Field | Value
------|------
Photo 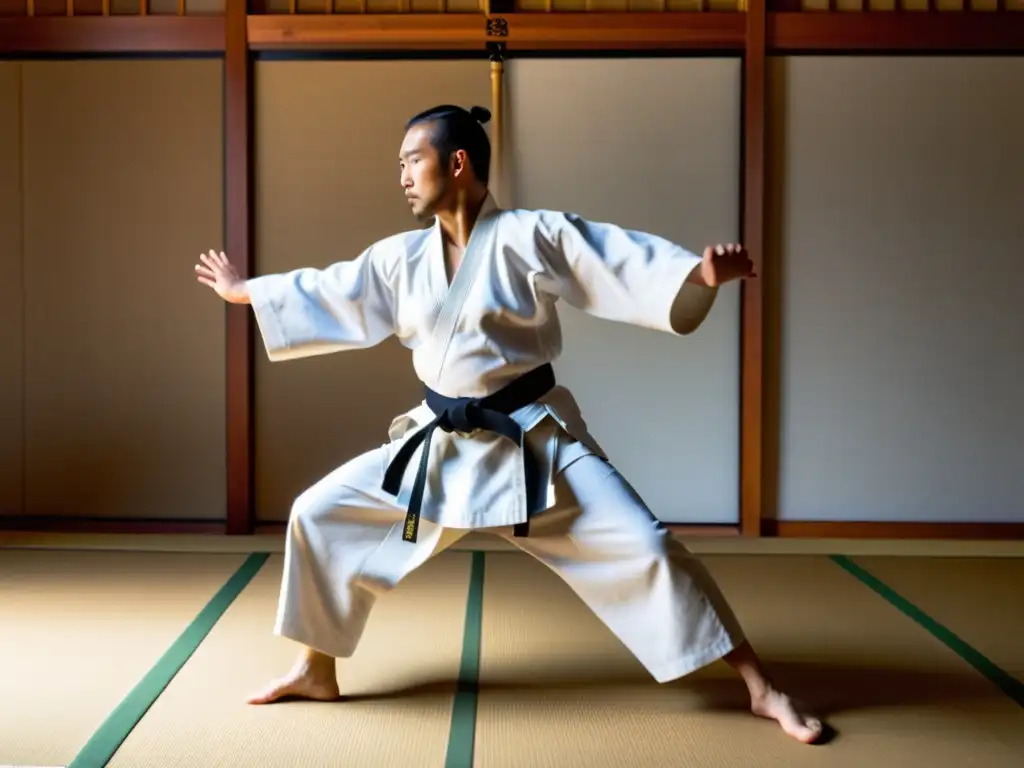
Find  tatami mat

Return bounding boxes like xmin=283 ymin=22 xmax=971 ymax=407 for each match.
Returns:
xmin=0 ymin=549 xmax=251 ymax=768
xmin=850 ymin=556 xmax=1024 ymax=681
xmin=474 ymin=552 xmax=1024 ymax=768
xmin=104 ymin=551 xmax=473 ymax=768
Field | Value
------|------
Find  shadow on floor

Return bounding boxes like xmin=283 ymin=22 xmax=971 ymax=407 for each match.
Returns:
xmin=335 ymin=656 xmax=1003 ymax=723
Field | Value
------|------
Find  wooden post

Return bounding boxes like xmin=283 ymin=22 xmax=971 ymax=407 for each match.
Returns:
xmin=224 ymin=0 xmax=254 ymax=534
xmin=741 ymin=0 xmax=766 ymax=537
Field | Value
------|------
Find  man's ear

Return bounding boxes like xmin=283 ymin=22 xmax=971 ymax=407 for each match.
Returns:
xmin=451 ymin=149 xmax=468 ymax=178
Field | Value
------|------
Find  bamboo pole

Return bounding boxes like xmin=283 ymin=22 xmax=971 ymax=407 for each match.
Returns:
xmin=489 ymin=45 xmax=505 ymax=206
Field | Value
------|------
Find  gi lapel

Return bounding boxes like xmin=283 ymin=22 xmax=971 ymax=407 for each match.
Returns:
xmin=429 ymin=197 xmax=501 ymax=384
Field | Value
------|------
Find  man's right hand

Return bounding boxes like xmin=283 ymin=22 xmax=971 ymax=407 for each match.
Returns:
xmin=195 ymin=249 xmax=250 ymax=304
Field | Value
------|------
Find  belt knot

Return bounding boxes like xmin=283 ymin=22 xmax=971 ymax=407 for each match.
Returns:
xmin=439 ymin=399 xmax=483 ymax=435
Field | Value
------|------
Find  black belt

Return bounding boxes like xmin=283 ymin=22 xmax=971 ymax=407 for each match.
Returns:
xmin=381 ymin=363 xmax=556 ymax=543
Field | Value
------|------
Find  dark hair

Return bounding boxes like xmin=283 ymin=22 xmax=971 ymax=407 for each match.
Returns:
xmin=405 ymin=104 xmax=492 ymax=186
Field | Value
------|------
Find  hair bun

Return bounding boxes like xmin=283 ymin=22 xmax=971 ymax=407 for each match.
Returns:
xmin=469 ymin=106 xmax=491 ymax=124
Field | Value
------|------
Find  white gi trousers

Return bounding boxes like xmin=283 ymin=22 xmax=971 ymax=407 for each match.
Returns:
xmin=275 ymin=449 xmax=746 ymax=684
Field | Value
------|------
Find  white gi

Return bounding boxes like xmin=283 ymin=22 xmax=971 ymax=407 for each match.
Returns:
xmin=247 ymin=195 xmax=746 ymax=683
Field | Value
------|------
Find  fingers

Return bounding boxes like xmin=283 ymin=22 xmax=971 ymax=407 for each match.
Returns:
xmin=198 ymin=252 xmax=218 ymax=276
xmin=197 ymin=249 xmax=230 ymax=270
xmin=195 ymin=250 xmax=231 ymax=292
xmin=713 ymin=242 xmax=745 ymax=255
xmin=707 ymin=242 xmax=757 ymax=281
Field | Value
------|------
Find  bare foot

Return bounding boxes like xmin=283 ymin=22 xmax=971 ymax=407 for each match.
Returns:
xmin=247 ymin=652 xmax=341 ymax=705
xmin=751 ymin=687 xmax=823 ymax=744
xmin=247 ymin=670 xmax=340 ymax=704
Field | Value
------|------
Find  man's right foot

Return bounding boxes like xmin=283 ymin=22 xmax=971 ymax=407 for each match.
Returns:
xmin=247 ymin=667 xmax=341 ymax=705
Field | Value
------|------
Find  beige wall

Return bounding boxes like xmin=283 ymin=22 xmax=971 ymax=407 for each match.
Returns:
xmin=252 ymin=57 xmax=741 ymax=525
xmin=769 ymin=56 xmax=1024 ymax=523
xmin=2 ymin=53 xmax=1020 ymax=527
xmin=253 ymin=60 xmax=492 ymax=522
xmin=505 ymin=57 xmax=743 ymax=525
xmin=1 ymin=60 xmax=225 ymax=520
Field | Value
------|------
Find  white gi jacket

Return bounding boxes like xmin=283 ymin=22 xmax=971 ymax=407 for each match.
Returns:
xmin=247 ymin=195 xmax=717 ymax=530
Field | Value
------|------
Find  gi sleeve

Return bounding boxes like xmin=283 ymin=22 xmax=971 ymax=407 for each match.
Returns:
xmin=537 ymin=211 xmax=718 ymax=336
xmin=245 ymin=245 xmax=396 ymax=362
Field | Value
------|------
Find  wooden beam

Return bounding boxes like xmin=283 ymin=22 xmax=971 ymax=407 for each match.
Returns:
xmin=769 ymin=10 xmax=1024 ymax=53
xmin=7 ymin=11 xmax=1017 ymax=58
xmin=0 ymin=16 xmax=225 ymax=54
xmin=740 ymin=0 xmax=766 ymax=537
xmin=667 ymin=524 xmax=742 ymax=537
xmin=247 ymin=13 xmax=488 ymax=51
xmin=766 ymin=521 xmax=1024 ymax=540
xmin=253 ymin=520 xmax=743 ymax=537
xmin=0 ymin=516 xmax=226 ymax=535
xmin=247 ymin=12 xmax=746 ymax=52
xmin=225 ymin=0 xmax=254 ymax=535
xmin=500 ymin=12 xmax=746 ymax=51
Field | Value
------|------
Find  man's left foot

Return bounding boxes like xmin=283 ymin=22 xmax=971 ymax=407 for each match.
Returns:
xmin=750 ymin=687 xmax=823 ymax=744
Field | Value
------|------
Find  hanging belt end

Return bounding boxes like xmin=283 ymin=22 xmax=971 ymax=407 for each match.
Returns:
xmin=402 ymin=511 xmax=420 ymax=543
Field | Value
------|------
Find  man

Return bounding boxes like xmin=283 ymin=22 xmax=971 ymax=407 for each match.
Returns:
xmin=195 ymin=104 xmax=823 ymax=744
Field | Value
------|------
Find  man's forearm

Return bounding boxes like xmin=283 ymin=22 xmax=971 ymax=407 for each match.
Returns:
xmin=686 ymin=262 xmax=708 ymax=287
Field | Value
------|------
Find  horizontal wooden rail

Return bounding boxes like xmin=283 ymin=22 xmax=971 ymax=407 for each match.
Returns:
xmin=2 ymin=12 xmax=1023 ymax=55
xmin=0 ymin=516 xmax=227 ymax=535
xmin=247 ymin=12 xmax=747 ymax=51
xmin=499 ymin=12 xmax=746 ymax=51
xmin=0 ymin=16 xmax=226 ymax=53
xmin=248 ymin=520 xmax=744 ymax=537
xmin=765 ymin=521 xmax=1024 ymax=540
xmin=769 ymin=10 xmax=1024 ymax=52
xmin=247 ymin=12 xmax=489 ymax=50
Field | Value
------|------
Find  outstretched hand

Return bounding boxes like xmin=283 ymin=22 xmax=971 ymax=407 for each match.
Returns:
xmin=195 ymin=249 xmax=250 ymax=304
xmin=698 ymin=243 xmax=756 ymax=288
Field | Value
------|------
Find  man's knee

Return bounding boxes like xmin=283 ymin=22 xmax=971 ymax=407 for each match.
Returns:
xmin=290 ymin=484 xmax=324 ymax=522
xmin=558 ymin=455 xmax=671 ymax=555
xmin=288 ymin=448 xmax=389 ymax=529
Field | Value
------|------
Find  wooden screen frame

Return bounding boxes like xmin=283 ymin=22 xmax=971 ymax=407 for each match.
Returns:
xmin=1 ymin=5 xmax=1022 ymax=540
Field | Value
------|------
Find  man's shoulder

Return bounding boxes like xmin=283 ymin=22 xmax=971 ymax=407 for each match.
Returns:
xmin=364 ymin=225 xmax=433 ymax=267
xmin=495 ymin=206 xmax=571 ymax=234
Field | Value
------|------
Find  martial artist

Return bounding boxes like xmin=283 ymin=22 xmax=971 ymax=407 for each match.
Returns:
xmin=195 ymin=104 xmax=823 ymax=745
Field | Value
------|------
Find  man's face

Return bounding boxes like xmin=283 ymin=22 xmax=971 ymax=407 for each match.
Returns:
xmin=399 ymin=123 xmax=451 ymax=219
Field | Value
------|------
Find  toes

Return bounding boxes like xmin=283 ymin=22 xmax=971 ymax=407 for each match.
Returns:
xmin=247 ymin=689 xmax=281 ymax=705
xmin=797 ymin=718 xmax=825 ymax=744
xmin=247 ymin=681 xmax=293 ymax=705
xmin=247 ymin=677 xmax=340 ymax=705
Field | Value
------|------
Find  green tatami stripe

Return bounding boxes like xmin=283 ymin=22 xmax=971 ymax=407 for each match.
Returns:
xmin=68 ymin=552 xmax=271 ymax=768
xmin=446 ymin=551 xmax=486 ymax=768
xmin=831 ymin=554 xmax=1024 ymax=709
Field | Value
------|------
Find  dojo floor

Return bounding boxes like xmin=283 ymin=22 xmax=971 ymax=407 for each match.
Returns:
xmin=2 ymin=534 xmax=1023 ymax=768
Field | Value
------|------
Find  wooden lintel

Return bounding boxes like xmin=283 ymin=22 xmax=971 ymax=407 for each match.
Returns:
xmin=769 ymin=10 xmax=1024 ymax=53
xmin=0 ymin=16 xmax=225 ymax=54
xmin=247 ymin=12 xmax=746 ymax=53
xmin=247 ymin=13 xmax=488 ymax=51
xmin=4 ymin=13 xmax=1022 ymax=56
xmin=500 ymin=12 xmax=746 ymax=51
